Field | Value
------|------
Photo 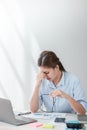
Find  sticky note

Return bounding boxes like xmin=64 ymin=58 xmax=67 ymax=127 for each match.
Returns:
xmin=42 ymin=124 xmax=54 ymax=128
xmin=28 ymin=122 xmax=43 ymax=127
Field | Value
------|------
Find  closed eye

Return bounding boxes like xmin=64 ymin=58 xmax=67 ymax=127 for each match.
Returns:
xmin=43 ymin=72 xmax=49 ymax=74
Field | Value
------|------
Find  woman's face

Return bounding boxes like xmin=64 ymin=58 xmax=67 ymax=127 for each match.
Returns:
xmin=39 ymin=65 xmax=59 ymax=81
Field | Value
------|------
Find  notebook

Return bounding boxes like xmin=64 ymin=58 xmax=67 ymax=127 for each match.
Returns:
xmin=77 ymin=114 xmax=87 ymax=124
xmin=0 ymin=98 xmax=37 ymax=125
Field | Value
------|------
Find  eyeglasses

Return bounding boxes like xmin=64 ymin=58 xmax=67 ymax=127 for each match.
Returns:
xmin=40 ymin=94 xmax=56 ymax=112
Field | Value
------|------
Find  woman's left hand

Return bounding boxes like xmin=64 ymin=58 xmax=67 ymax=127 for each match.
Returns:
xmin=50 ymin=90 xmax=67 ymax=98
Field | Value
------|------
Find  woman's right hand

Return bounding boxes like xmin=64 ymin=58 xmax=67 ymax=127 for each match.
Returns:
xmin=36 ymin=72 xmax=46 ymax=86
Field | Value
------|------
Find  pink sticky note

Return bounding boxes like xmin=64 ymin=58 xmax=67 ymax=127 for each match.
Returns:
xmin=28 ymin=122 xmax=43 ymax=127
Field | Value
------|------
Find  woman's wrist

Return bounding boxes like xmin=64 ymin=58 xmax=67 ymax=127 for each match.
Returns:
xmin=35 ymin=82 xmax=41 ymax=89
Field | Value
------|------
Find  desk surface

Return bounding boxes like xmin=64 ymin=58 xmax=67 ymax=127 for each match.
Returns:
xmin=0 ymin=113 xmax=87 ymax=130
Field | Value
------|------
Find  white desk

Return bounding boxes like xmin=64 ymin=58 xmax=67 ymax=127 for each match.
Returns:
xmin=0 ymin=113 xmax=87 ymax=130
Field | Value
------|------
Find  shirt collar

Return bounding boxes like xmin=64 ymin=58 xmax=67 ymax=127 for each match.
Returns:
xmin=57 ymin=71 xmax=65 ymax=87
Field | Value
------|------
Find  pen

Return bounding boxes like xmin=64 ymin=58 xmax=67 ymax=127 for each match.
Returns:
xmin=18 ymin=111 xmax=31 ymax=116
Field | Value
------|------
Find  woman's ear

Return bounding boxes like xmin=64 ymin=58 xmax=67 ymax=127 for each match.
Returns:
xmin=56 ymin=65 xmax=59 ymax=69
xmin=55 ymin=65 xmax=59 ymax=70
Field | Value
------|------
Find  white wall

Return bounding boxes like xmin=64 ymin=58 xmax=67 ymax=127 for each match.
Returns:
xmin=0 ymin=0 xmax=87 ymax=111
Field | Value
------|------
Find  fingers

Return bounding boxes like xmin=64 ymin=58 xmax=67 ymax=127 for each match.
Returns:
xmin=50 ymin=90 xmax=64 ymax=98
xmin=36 ymin=72 xmax=47 ymax=85
xmin=37 ymin=72 xmax=46 ymax=80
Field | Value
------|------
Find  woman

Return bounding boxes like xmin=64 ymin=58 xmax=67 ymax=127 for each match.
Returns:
xmin=30 ymin=50 xmax=87 ymax=114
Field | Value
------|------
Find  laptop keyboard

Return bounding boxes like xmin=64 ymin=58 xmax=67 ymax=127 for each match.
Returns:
xmin=16 ymin=116 xmax=37 ymax=122
xmin=15 ymin=119 xmax=26 ymax=123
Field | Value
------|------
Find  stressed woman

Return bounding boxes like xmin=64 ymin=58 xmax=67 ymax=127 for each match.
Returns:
xmin=29 ymin=50 xmax=87 ymax=114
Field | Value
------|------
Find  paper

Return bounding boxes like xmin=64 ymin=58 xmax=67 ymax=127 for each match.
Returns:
xmin=23 ymin=113 xmax=67 ymax=120
xmin=24 ymin=113 xmax=52 ymax=120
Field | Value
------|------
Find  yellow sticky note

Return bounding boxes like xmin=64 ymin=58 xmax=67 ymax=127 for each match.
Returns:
xmin=42 ymin=124 xmax=54 ymax=128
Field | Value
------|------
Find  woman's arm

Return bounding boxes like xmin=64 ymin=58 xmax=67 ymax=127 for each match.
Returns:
xmin=29 ymin=72 xmax=46 ymax=113
xmin=50 ymin=90 xmax=86 ymax=114
xmin=29 ymin=85 xmax=40 ymax=113
xmin=65 ymin=94 xmax=86 ymax=114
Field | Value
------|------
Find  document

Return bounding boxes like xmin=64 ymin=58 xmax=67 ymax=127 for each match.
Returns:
xmin=23 ymin=112 xmax=67 ymax=120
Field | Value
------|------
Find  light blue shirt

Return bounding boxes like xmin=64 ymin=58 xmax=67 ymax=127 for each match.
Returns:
xmin=39 ymin=72 xmax=87 ymax=113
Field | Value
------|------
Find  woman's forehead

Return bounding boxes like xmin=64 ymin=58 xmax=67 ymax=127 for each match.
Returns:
xmin=40 ymin=67 xmax=52 ymax=71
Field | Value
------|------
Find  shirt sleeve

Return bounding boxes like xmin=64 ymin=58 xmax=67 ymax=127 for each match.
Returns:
xmin=38 ymin=92 xmax=43 ymax=110
xmin=38 ymin=81 xmax=43 ymax=111
xmin=73 ymin=78 xmax=87 ymax=111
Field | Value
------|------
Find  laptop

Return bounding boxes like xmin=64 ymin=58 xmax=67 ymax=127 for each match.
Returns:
xmin=0 ymin=98 xmax=37 ymax=125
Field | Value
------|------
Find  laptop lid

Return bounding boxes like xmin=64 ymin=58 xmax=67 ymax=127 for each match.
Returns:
xmin=0 ymin=98 xmax=37 ymax=125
